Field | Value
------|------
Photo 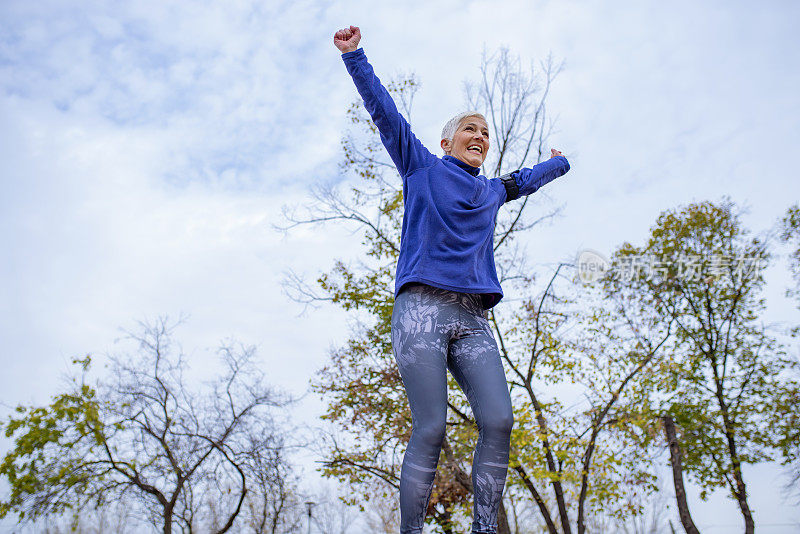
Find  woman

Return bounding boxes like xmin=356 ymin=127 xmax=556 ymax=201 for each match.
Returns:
xmin=333 ymin=26 xmax=571 ymax=534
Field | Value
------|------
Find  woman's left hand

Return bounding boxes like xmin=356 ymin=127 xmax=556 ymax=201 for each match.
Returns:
xmin=550 ymin=148 xmax=563 ymax=158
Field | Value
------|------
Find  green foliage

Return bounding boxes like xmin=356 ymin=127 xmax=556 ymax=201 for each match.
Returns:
xmin=603 ymin=198 xmax=800 ymax=514
xmin=0 ymin=356 xmax=114 ymax=521
xmin=501 ymin=275 xmax=668 ymax=525
xmin=779 ymin=202 xmax=800 ymax=311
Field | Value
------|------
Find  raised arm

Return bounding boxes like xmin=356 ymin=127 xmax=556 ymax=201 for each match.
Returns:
xmin=333 ymin=26 xmax=436 ymax=177
xmin=504 ymin=149 xmax=571 ymax=201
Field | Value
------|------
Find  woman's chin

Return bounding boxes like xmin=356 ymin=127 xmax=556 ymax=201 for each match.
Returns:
xmin=461 ymin=154 xmax=483 ymax=167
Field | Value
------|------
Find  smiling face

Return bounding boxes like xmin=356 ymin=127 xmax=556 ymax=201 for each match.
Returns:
xmin=440 ymin=115 xmax=490 ymax=168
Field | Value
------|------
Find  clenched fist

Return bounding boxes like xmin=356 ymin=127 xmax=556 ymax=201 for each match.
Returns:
xmin=333 ymin=25 xmax=361 ymax=54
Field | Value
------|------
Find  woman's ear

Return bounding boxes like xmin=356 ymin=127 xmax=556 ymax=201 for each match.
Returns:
xmin=440 ymin=138 xmax=451 ymax=154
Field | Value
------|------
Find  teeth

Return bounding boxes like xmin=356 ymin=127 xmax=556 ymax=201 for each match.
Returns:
xmin=468 ymin=145 xmax=482 ymax=153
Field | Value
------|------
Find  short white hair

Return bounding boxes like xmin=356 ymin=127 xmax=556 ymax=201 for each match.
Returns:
xmin=441 ymin=111 xmax=486 ymax=141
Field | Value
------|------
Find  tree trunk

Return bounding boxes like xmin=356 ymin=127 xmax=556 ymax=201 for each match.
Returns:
xmin=714 ymin=376 xmax=755 ymax=534
xmin=512 ymin=464 xmax=558 ymax=534
xmin=529 ymin=391 xmax=571 ymax=534
xmin=729 ymin=452 xmax=755 ymax=534
xmin=163 ymin=509 xmax=173 ymax=534
xmin=436 ymin=507 xmax=455 ymax=534
xmin=497 ymin=500 xmax=511 ymax=534
xmin=443 ymin=437 xmax=512 ymax=534
xmin=662 ymin=416 xmax=700 ymax=534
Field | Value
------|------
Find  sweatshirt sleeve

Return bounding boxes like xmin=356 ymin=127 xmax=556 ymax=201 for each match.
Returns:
xmin=341 ymin=48 xmax=436 ymax=177
xmin=511 ymin=156 xmax=571 ymax=198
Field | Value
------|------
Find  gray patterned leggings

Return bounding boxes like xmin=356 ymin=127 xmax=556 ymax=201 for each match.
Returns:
xmin=391 ymin=283 xmax=514 ymax=534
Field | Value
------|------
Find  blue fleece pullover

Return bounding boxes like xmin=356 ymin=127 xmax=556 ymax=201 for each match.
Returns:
xmin=342 ymin=48 xmax=571 ymax=309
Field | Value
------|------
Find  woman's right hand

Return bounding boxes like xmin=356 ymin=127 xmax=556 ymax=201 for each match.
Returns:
xmin=333 ymin=25 xmax=361 ymax=53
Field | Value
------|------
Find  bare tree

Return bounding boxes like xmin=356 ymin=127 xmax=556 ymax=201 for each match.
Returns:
xmin=616 ymin=471 xmax=674 ymax=534
xmin=15 ymin=497 xmax=143 ymax=534
xmin=303 ymin=480 xmax=361 ymax=534
xmin=242 ymin=440 xmax=306 ymax=534
xmin=362 ymin=489 xmax=401 ymax=534
xmin=0 ymin=315 xmax=300 ymax=534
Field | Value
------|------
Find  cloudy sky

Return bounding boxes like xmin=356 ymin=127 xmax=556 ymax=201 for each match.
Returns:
xmin=2 ymin=0 xmax=799 ymax=531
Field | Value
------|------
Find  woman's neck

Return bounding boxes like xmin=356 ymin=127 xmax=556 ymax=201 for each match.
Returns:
xmin=443 ymin=154 xmax=480 ymax=176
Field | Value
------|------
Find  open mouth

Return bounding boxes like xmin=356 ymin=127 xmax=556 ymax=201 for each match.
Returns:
xmin=467 ymin=145 xmax=483 ymax=155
